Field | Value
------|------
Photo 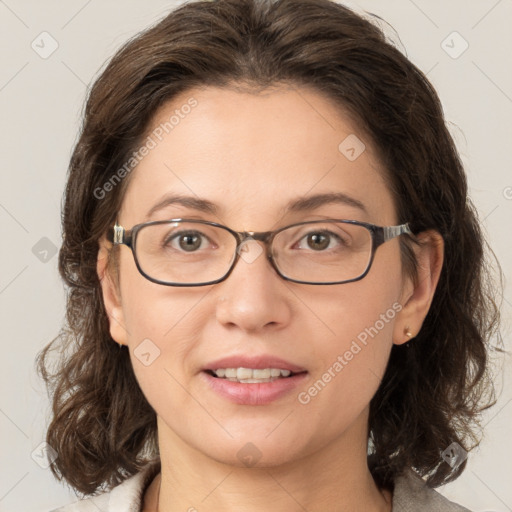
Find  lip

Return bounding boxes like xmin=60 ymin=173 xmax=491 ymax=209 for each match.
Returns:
xmin=200 ymin=370 xmax=308 ymax=405
xmin=203 ymin=355 xmax=307 ymax=373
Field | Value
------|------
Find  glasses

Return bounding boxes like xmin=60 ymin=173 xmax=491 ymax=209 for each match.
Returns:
xmin=106 ymin=218 xmax=412 ymax=286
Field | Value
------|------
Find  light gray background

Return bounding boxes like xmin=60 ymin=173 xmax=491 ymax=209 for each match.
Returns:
xmin=0 ymin=1 xmax=510 ymax=511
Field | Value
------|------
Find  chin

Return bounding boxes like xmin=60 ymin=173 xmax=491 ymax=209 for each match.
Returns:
xmin=192 ymin=431 xmax=309 ymax=469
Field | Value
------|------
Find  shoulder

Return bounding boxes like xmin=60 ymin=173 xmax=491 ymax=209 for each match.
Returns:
xmin=50 ymin=460 xmax=160 ymax=512
xmin=392 ymin=469 xmax=472 ymax=512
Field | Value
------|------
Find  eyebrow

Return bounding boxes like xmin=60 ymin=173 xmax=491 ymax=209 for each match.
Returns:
xmin=285 ymin=192 xmax=367 ymax=215
xmin=144 ymin=191 xmax=367 ymax=220
xmin=145 ymin=194 xmax=219 ymax=220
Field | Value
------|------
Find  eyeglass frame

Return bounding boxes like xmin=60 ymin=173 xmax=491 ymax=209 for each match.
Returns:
xmin=106 ymin=218 xmax=412 ymax=286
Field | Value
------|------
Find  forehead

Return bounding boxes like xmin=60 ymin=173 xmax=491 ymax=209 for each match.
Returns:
xmin=118 ymin=84 xmax=396 ymax=228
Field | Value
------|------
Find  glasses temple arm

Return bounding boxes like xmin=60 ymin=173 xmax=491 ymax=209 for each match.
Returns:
xmin=106 ymin=223 xmax=125 ymax=244
xmin=382 ymin=223 xmax=412 ymax=242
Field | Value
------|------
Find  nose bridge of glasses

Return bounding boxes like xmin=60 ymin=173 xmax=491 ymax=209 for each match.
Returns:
xmin=237 ymin=231 xmax=274 ymax=247
xmin=239 ymin=230 xmax=274 ymax=244
xmin=233 ymin=230 xmax=274 ymax=266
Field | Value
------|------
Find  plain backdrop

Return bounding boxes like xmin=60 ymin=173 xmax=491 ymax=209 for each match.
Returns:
xmin=0 ymin=1 xmax=511 ymax=511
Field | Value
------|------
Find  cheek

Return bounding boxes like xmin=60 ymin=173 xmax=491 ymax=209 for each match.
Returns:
xmin=296 ymin=253 xmax=403 ymax=424
xmin=302 ymin=290 xmax=398 ymax=397
xmin=122 ymin=295 xmax=208 ymax=423
xmin=119 ymin=250 xmax=207 ymax=342
xmin=118 ymin=269 xmax=210 ymax=401
xmin=293 ymin=302 xmax=397 ymax=450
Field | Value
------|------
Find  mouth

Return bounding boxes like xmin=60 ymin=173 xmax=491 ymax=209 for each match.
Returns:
xmin=204 ymin=367 xmax=307 ymax=384
xmin=200 ymin=357 xmax=309 ymax=405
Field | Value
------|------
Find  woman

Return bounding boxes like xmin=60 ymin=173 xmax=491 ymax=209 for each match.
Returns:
xmin=39 ymin=0 xmax=501 ymax=510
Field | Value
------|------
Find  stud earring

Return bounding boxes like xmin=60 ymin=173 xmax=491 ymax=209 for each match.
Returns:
xmin=404 ymin=326 xmax=412 ymax=338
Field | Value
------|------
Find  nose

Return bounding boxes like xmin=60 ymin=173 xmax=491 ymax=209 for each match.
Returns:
xmin=214 ymin=239 xmax=292 ymax=333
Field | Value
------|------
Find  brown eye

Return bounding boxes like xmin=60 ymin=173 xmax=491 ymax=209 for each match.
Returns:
xmin=178 ymin=233 xmax=202 ymax=251
xmin=294 ymin=230 xmax=347 ymax=252
xmin=164 ymin=231 xmax=207 ymax=252
xmin=306 ymin=233 xmax=330 ymax=251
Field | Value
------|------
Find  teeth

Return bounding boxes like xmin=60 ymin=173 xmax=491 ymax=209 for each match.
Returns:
xmin=237 ymin=368 xmax=255 ymax=380
xmin=211 ymin=367 xmax=294 ymax=381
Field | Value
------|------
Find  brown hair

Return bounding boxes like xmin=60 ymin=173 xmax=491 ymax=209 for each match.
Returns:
xmin=37 ymin=0 xmax=502 ymax=496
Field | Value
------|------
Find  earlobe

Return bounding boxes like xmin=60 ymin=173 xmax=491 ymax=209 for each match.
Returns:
xmin=393 ymin=230 xmax=444 ymax=345
xmin=97 ymin=241 xmax=128 ymax=346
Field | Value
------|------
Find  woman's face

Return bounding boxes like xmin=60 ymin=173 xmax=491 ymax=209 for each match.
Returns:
xmin=100 ymin=84 xmax=416 ymax=468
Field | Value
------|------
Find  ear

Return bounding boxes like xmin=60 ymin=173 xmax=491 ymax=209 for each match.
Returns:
xmin=97 ymin=238 xmax=128 ymax=346
xmin=393 ymin=230 xmax=444 ymax=345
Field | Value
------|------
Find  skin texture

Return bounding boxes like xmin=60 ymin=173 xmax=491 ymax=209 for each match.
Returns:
xmin=97 ymin=84 xmax=443 ymax=512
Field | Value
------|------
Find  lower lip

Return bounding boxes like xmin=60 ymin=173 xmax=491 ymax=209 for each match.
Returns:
xmin=201 ymin=371 xmax=308 ymax=405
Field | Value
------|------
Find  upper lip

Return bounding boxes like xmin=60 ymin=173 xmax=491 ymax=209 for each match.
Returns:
xmin=203 ymin=355 xmax=307 ymax=373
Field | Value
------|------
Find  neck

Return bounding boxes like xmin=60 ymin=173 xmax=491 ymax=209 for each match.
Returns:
xmin=149 ymin=411 xmax=392 ymax=512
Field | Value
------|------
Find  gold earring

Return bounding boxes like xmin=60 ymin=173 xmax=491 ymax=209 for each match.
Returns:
xmin=404 ymin=326 xmax=412 ymax=338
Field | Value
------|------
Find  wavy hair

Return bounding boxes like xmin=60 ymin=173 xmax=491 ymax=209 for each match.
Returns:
xmin=37 ymin=0 xmax=502 ymax=496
